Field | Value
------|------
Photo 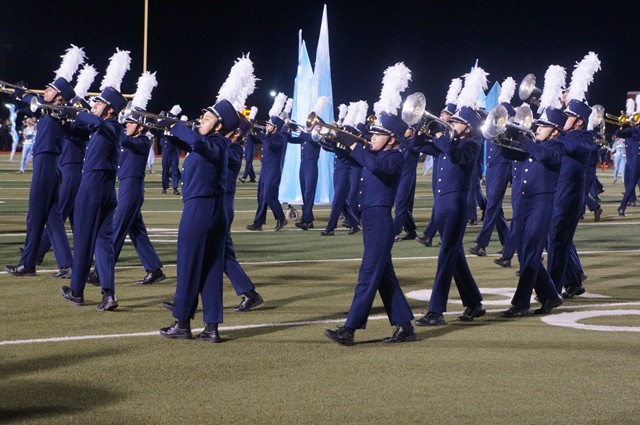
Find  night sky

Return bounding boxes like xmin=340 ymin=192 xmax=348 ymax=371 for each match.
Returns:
xmin=2 ymin=0 xmax=640 ymax=122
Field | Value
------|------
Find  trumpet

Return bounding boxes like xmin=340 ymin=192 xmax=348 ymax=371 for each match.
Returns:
xmin=119 ymin=102 xmax=199 ymax=130
xmin=604 ymin=111 xmax=640 ymax=127
xmin=29 ymin=97 xmax=89 ymax=119
xmin=0 ymin=80 xmax=39 ymax=96
xmin=518 ymin=73 xmax=542 ymax=106
xmin=306 ymin=112 xmax=369 ymax=146
xmin=401 ymin=92 xmax=454 ymax=140
xmin=482 ymin=104 xmax=535 ymax=152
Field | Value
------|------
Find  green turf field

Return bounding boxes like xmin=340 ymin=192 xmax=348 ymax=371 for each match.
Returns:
xmin=1 ymin=153 xmax=639 ymax=424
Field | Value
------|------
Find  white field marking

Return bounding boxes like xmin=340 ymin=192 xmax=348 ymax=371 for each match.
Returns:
xmin=541 ymin=309 xmax=640 ymax=332
xmin=405 ymin=288 xmax=610 ymax=305
xmin=2 ymin=303 xmax=640 ymax=346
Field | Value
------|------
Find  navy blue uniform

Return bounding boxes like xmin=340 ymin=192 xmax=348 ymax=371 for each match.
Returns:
xmin=161 ymin=135 xmax=181 ymax=191
xmin=325 ymin=149 xmax=360 ymax=232
xmin=467 ymin=148 xmax=486 ymax=223
xmin=342 ymin=144 xmax=414 ymax=329
xmin=475 ymin=141 xmax=510 ymax=248
xmin=169 ymin=124 xmax=228 ymax=325
xmin=224 ymin=142 xmax=256 ymax=295
xmin=250 ymin=131 xmax=286 ymax=226
xmin=418 ymin=135 xmax=483 ymax=313
xmin=288 ymin=132 xmax=321 ymax=224
xmin=619 ymin=127 xmax=640 ymax=211
xmin=500 ymin=159 xmax=522 ymax=262
xmin=393 ymin=135 xmax=421 ymax=236
xmin=421 ymin=155 xmax=439 ymax=240
xmin=69 ymin=112 xmax=122 ymax=295
xmin=241 ymin=133 xmax=256 ymax=182
xmin=18 ymin=96 xmax=73 ymax=270
xmin=112 ymin=133 xmax=162 ymax=272
xmin=506 ymin=136 xmax=563 ymax=308
xmin=547 ymin=129 xmax=592 ymax=293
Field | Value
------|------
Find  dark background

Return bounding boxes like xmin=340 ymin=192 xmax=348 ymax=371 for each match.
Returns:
xmin=1 ymin=0 xmax=639 ymax=122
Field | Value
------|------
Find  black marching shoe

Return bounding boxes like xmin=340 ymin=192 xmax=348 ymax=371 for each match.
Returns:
xmin=197 ymin=325 xmax=223 ymax=343
xmin=5 ymin=264 xmax=36 ymax=277
xmin=457 ymin=304 xmax=486 ymax=322
xmin=348 ymin=226 xmax=360 ymax=235
xmin=295 ymin=221 xmax=313 ymax=230
xmin=493 ymin=257 xmax=512 ymax=267
xmin=401 ymin=231 xmax=417 ymax=240
xmin=87 ymin=269 xmax=100 ymax=286
xmin=233 ymin=291 xmax=264 ymax=312
xmin=162 ymin=188 xmax=167 ymax=194
xmin=618 ymin=207 xmax=626 ymax=217
xmin=97 ymin=294 xmax=119 ymax=311
xmin=61 ymin=286 xmax=84 ymax=306
xmin=534 ymin=296 xmax=563 ymax=315
xmin=323 ymin=326 xmax=355 ymax=346
xmin=161 ymin=301 xmax=174 ymax=311
xmin=274 ymin=219 xmax=288 ymax=231
xmin=416 ymin=235 xmax=432 ymax=247
xmin=562 ymin=285 xmax=586 ymax=299
xmin=320 ymin=229 xmax=334 ymax=236
xmin=500 ymin=306 xmax=533 ymax=318
xmin=468 ymin=244 xmax=487 ymax=257
xmin=173 ymin=188 xmax=180 ymax=195
xmin=383 ymin=323 xmax=417 ymax=343
xmin=238 ymin=177 xmax=246 ymax=183
xmin=394 ymin=235 xmax=401 ymax=242
xmin=136 ymin=269 xmax=166 ymax=285
xmin=415 ymin=311 xmax=445 ymax=327
xmin=594 ymin=207 xmax=602 ymax=222
xmin=160 ymin=321 xmax=192 ymax=339
xmin=468 ymin=219 xmax=478 ymax=225
xmin=246 ymin=223 xmax=263 ymax=231
xmin=52 ymin=267 xmax=72 ymax=279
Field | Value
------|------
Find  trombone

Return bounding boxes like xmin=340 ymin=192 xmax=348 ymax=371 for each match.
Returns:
xmin=0 ymin=80 xmax=39 ymax=96
xmin=29 ymin=97 xmax=89 ymax=119
xmin=401 ymin=92 xmax=454 ymax=140
xmin=306 ymin=112 xmax=369 ymax=146
xmin=482 ymin=104 xmax=535 ymax=152
xmin=119 ymin=101 xmax=199 ymax=130
xmin=604 ymin=111 xmax=640 ymax=127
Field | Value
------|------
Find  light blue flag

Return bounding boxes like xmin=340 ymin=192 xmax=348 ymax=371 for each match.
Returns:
xmin=310 ymin=4 xmax=334 ymax=204
xmin=278 ymin=31 xmax=313 ymax=203
xmin=482 ymin=81 xmax=501 ymax=175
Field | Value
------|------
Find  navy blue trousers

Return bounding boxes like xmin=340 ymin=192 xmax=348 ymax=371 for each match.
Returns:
xmin=394 ymin=169 xmax=417 ymax=236
xmin=70 ymin=171 xmax=117 ymax=294
xmin=326 ymin=164 xmax=359 ymax=231
xmin=476 ymin=162 xmax=510 ymax=248
xmin=428 ymin=191 xmax=482 ymax=313
xmin=502 ymin=177 xmax=522 ymax=261
xmin=173 ymin=197 xmax=227 ymax=324
xmin=112 ymin=178 xmax=162 ymax=271
xmin=21 ymin=153 xmax=72 ymax=269
xmin=224 ymin=195 xmax=255 ymax=296
xmin=242 ymin=141 xmax=256 ymax=181
xmin=299 ymin=160 xmax=319 ymax=223
xmin=511 ymin=194 xmax=559 ymax=308
xmin=422 ymin=160 xmax=438 ymax=239
xmin=161 ymin=155 xmax=180 ymax=190
xmin=253 ymin=171 xmax=285 ymax=225
xmin=345 ymin=207 xmax=414 ymax=329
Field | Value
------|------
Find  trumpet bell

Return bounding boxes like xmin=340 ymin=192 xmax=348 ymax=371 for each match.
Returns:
xmin=482 ymin=105 xmax=509 ymax=139
xmin=513 ymin=105 xmax=534 ymax=129
xmin=401 ymin=92 xmax=426 ymax=126
xmin=518 ymin=73 xmax=542 ymax=103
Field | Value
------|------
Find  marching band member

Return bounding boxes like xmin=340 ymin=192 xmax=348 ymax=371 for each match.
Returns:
xmin=239 ymin=106 xmax=258 ymax=183
xmin=6 ymin=45 xmax=84 ymax=277
xmin=111 ymin=71 xmax=166 ymax=286
xmin=618 ymin=98 xmax=640 ymax=216
xmin=61 ymin=49 xmax=131 ymax=311
xmin=393 ymin=123 xmax=421 ymax=241
xmin=320 ymin=101 xmax=364 ymax=236
xmin=416 ymin=78 xmax=461 ymax=248
xmin=414 ymin=67 xmax=487 ymax=326
xmin=468 ymin=77 xmax=515 ymax=256
xmin=324 ymin=63 xmax=415 ymax=345
xmin=161 ymin=105 xmax=183 ymax=195
xmin=501 ymin=65 xmax=567 ymax=318
xmin=246 ymin=93 xmax=288 ymax=231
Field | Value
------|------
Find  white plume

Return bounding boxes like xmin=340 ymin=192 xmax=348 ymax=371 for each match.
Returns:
xmin=312 ymin=96 xmax=329 ymax=115
xmin=626 ymin=98 xmax=635 ymax=116
xmin=54 ymin=44 xmax=86 ymax=82
xmin=131 ymin=71 xmax=158 ymax=110
xmin=567 ymin=52 xmax=601 ymax=102
xmin=457 ymin=67 xmax=489 ymax=108
xmin=100 ymin=48 xmax=131 ymax=91
xmin=284 ymin=98 xmax=293 ymax=115
xmin=498 ymin=77 xmax=517 ymax=104
xmin=636 ymin=95 xmax=640 ymax=114
xmin=170 ymin=105 xmax=182 ymax=116
xmin=373 ymin=62 xmax=412 ymax=116
xmin=249 ymin=106 xmax=258 ymax=121
xmin=538 ymin=65 xmax=566 ymax=112
xmin=343 ymin=102 xmax=357 ymax=127
xmin=268 ymin=92 xmax=287 ymax=117
xmin=217 ymin=53 xmax=258 ymax=111
xmin=73 ymin=64 xmax=98 ymax=99
xmin=338 ymin=104 xmax=348 ymax=121
xmin=353 ymin=101 xmax=368 ymax=126
xmin=445 ymin=78 xmax=463 ymax=105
